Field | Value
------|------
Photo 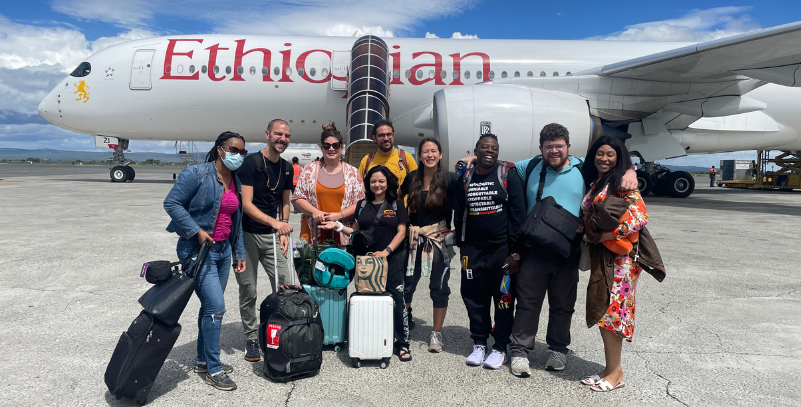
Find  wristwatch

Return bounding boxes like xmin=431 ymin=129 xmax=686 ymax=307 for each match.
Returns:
xmin=510 ymin=253 xmax=521 ymax=261
xmin=385 ymin=246 xmax=394 ymax=254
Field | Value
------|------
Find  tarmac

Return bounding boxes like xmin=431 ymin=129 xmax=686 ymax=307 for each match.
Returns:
xmin=1 ymin=163 xmax=800 ymax=406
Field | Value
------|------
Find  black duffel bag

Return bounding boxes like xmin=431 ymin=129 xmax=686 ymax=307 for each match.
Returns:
xmin=521 ymin=163 xmax=582 ymax=261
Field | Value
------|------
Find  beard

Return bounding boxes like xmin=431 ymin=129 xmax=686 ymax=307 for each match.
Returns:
xmin=546 ymin=153 xmax=568 ymax=169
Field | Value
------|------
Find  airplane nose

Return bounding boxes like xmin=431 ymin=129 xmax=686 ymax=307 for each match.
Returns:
xmin=38 ymin=98 xmax=50 ymax=122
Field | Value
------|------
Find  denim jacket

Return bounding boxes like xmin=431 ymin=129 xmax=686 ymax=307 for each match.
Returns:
xmin=164 ymin=162 xmax=245 ymax=261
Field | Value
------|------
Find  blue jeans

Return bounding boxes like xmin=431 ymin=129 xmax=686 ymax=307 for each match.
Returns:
xmin=177 ymin=238 xmax=231 ymax=375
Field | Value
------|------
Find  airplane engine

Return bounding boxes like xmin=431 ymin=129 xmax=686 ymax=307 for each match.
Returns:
xmin=432 ymin=85 xmax=594 ymax=170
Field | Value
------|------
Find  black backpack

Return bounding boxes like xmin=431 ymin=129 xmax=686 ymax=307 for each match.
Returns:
xmin=259 ymin=285 xmax=323 ymax=382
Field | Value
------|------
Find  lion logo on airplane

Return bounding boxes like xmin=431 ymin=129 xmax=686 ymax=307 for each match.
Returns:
xmin=74 ymin=81 xmax=89 ymax=103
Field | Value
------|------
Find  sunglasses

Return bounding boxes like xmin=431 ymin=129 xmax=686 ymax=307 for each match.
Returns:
xmin=322 ymin=142 xmax=341 ymax=150
xmin=221 ymin=146 xmax=248 ymax=156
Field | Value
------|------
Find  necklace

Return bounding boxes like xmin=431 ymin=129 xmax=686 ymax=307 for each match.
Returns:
xmin=261 ymin=149 xmax=282 ymax=191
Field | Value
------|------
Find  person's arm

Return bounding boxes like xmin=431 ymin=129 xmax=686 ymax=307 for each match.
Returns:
xmin=318 ymin=221 xmax=355 ymax=235
xmin=504 ymin=169 xmax=526 ymax=273
xmin=599 ymin=191 xmax=649 ymax=242
xmin=374 ymin=223 xmax=407 ymax=258
xmin=455 ymin=156 xmax=476 ymax=172
xmin=291 ymin=163 xmax=327 ymax=222
xmin=163 ymin=166 xmax=209 ymax=243
xmin=452 ymin=175 xmax=465 ymax=246
xmin=619 ymin=167 xmax=638 ymax=192
xmin=241 ymin=185 xmax=288 ymax=232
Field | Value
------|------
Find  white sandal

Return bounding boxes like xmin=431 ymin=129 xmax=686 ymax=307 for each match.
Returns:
xmin=580 ymin=374 xmax=602 ymax=386
xmin=590 ymin=379 xmax=625 ymax=392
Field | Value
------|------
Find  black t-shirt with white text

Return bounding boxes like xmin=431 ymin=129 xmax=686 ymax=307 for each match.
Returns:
xmin=238 ymin=152 xmax=293 ymax=234
xmin=465 ymin=170 xmax=509 ymax=246
xmin=355 ymin=199 xmax=410 ymax=256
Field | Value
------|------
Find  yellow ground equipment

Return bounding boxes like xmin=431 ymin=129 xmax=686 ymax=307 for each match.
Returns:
xmin=719 ymin=150 xmax=800 ymax=190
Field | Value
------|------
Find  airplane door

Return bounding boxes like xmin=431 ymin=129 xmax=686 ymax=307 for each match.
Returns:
xmin=130 ymin=50 xmax=155 ymax=90
xmin=331 ymin=51 xmax=350 ymax=91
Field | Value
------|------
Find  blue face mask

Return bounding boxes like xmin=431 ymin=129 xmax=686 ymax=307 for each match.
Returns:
xmin=221 ymin=150 xmax=243 ymax=170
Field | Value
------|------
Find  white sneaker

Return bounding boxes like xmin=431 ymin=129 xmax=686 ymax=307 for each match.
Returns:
xmin=545 ymin=350 xmax=567 ymax=371
xmin=511 ymin=357 xmax=531 ymax=377
xmin=428 ymin=331 xmax=444 ymax=353
xmin=482 ymin=349 xmax=507 ymax=370
xmin=466 ymin=345 xmax=486 ymax=366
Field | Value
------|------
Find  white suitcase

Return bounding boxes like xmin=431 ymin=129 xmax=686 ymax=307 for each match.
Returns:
xmin=348 ymin=293 xmax=394 ymax=369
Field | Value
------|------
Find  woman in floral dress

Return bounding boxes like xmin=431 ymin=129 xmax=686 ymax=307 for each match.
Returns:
xmin=579 ymin=136 xmax=648 ymax=392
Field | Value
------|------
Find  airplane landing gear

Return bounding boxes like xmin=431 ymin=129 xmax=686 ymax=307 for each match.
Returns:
xmin=108 ymin=139 xmax=135 ymax=182
xmin=638 ymin=161 xmax=694 ymax=198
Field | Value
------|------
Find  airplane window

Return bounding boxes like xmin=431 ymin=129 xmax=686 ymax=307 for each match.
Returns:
xmin=189 ymin=65 xmax=195 ymax=74
xmin=488 ymin=71 xmax=494 ymax=79
xmin=527 ymin=71 xmax=533 ymax=77
xmin=237 ymin=66 xmax=244 ymax=75
xmin=310 ymin=67 xmax=316 ymax=77
xmin=298 ymin=67 xmax=305 ymax=76
xmin=177 ymin=65 xmax=183 ymax=74
xmin=225 ymin=66 xmax=232 ymax=75
xmin=69 ymin=62 xmax=91 ymax=77
xmin=286 ymin=67 xmax=293 ymax=76
xmin=476 ymin=71 xmax=482 ymax=80
xmin=405 ymin=70 xmax=411 ymax=78
xmin=540 ymin=71 xmax=546 ymax=77
xmin=202 ymin=65 xmax=207 ymax=74
xmin=553 ymin=71 xmax=559 ymax=76
xmin=213 ymin=66 xmax=219 ymax=75
xmin=250 ymin=66 xmax=256 ymax=75
xmin=262 ymin=67 xmax=268 ymax=76
xmin=501 ymin=71 xmax=507 ymax=78
xmin=566 ymin=71 xmax=572 ymax=76
xmin=393 ymin=69 xmax=399 ymax=78
xmin=322 ymin=68 xmax=329 ymax=77
xmin=416 ymin=70 xmax=422 ymax=79
xmin=274 ymin=67 xmax=280 ymax=76
xmin=453 ymin=70 xmax=459 ymax=79
xmin=464 ymin=71 xmax=470 ymax=79
xmin=428 ymin=70 xmax=434 ymax=79
xmin=514 ymin=71 xmax=520 ymax=77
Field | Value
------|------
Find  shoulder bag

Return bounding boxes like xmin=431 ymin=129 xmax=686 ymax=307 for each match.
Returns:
xmin=350 ymin=200 xmax=388 ymax=253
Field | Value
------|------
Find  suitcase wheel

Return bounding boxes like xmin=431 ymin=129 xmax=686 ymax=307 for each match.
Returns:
xmin=351 ymin=358 xmax=361 ymax=368
xmin=380 ymin=358 xmax=390 ymax=369
xmin=334 ymin=345 xmax=342 ymax=352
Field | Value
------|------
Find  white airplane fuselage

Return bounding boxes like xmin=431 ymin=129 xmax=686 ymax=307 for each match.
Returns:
xmin=38 ymin=35 xmax=801 ymax=166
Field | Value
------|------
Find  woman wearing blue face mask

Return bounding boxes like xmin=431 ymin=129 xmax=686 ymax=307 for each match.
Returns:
xmin=163 ymin=131 xmax=247 ymax=391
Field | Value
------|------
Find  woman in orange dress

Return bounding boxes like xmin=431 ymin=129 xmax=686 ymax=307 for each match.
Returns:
xmin=291 ymin=123 xmax=364 ymax=245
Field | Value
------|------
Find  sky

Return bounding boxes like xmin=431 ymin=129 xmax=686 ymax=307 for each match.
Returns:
xmin=1 ymin=0 xmax=800 ymax=167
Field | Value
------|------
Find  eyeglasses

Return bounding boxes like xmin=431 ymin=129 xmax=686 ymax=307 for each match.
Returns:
xmin=542 ymin=144 xmax=567 ymax=151
xmin=375 ymin=132 xmax=394 ymax=139
xmin=322 ymin=142 xmax=341 ymax=150
xmin=221 ymin=146 xmax=248 ymax=156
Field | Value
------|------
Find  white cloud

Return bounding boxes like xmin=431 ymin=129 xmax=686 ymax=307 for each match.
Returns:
xmin=320 ymin=25 xmax=395 ymax=38
xmin=51 ymin=0 xmax=153 ymax=28
xmin=595 ymin=7 xmax=760 ymax=42
xmin=425 ymin=32 xmax=440 ymax=38
xmin=451 ymin=32 xmax=478 ymax=39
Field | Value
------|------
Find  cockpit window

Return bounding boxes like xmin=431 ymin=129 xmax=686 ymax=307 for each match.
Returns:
xmin=70 ymin=62 xmax=91 ymax=77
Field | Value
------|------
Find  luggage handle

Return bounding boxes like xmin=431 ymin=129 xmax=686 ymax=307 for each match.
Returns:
xmin=273 ymin=233 xmax=298 ymax=294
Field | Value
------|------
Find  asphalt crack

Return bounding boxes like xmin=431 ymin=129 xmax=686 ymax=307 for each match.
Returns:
xmin=284 ymin=381 xmax=296 ymax=406
xmin=634 ymin=351 xmax=689 ymax=406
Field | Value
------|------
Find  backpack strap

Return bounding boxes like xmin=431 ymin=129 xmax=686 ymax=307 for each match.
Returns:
xmin=398 ymin=149 xmax=410 ymax=175
xmin=366 ymin=151 xmax=377 ymax=170
xmin=357 ymin=199 xmax=367 ymax=218
xmin=524 ymin=155 xmax=543 ymax=185
xmin=460 ymin=165 xmax=477 ymax=242
xmin=496 ymin=161 xmax=516 ymax=200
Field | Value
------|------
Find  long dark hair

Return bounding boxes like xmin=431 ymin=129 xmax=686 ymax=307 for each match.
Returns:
xmin=407 ymin=137 xmax=447 ymax=214
xmin=583 ymin=136 xmax=632 ymax=200
xmin=206 ymin=131 xmax=245 ymax=163
xmin=364 ymin=165 xmax=399 ymax=203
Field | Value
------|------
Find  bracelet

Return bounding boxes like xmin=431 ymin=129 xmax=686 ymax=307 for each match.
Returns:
xmin=385 ymin=246 xmax=393 ymax=254
xmin=334 ymin=221 xmax=344 ymax=232
xmin=280 ymin=218 xmax=289 ymax=222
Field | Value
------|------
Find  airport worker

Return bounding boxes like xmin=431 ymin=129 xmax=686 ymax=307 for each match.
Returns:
xmin=163 ymin=131 xmax=247 ymax=391
xmin=291 ymin=157 xmax=301 ymax=194
xmin=579 ymin=136 xmax=660 ymax=392
xmin=453 ymin=133 xmax=526 ymax=370
xmin=398 ymin=137 xmax=460 ymax=352
xmin=292 ymin=122 xmax=365 ymax=244
xmin=318 ymin=165 xmax=413 ymax=362
xmin=709 ymin=165 xmax=718 ymax=187
xmin=235 ymin=119 xmax=294 ymax=363
xmin=505 ymin=124 xmax=639 ymax=378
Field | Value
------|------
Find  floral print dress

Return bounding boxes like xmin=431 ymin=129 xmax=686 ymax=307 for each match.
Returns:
xmin=581 ymin=183 xmax=648 ymax=341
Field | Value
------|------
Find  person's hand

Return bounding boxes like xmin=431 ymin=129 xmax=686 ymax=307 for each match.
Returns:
xmin=311 ymin=209 xmax=328 ymax=224
xmin=504 ymin=256 xmax=521 ymax=274
xmin=279 ymin=235 xmax=289 ymax=257
xmin=456 ymin=156 xmax=476 ymax=171
xmin=318 ymin=221 xmax=338 ymax=230
xmin=372 ymin=250 xmax=390 ymax=258
xmin=234 ymin=260 xmax=246 ymax=273
xmin=196 ymin=230 xmax=215 ymax=245
xmin=326 ymin=211 xmax=343 ymax=222
xmin=620 ymin=169 xmax=638 ymax=192
xmin=273 ymin=220 xmax=293 ymax=235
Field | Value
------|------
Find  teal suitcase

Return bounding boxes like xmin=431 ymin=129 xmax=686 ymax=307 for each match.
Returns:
xmin=303 ymin=284 xmax=348 ymax=351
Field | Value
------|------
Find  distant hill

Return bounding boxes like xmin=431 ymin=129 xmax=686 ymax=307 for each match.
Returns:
xmin=0 ymin=148 xmax=198 ymax=163
xmin=658 ymin=165 xmax=709 ymax=173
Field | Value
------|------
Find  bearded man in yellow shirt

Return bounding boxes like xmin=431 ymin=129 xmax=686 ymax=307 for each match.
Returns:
xmin=358 ymin=119 xmax=418 ymax=185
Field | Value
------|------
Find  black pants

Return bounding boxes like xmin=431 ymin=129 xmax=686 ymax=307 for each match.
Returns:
xmin=386 ymin=245 xmax=410 ymax=350
xmin=710 ymin=175 xmax=715 ymax=187
xmin=460 ymin=242 xmax=515 ymax=352
xmin=404 ymin=244 xmax=451 ymax=308
xmin=509 ymin=249 xmax=579 ymax=358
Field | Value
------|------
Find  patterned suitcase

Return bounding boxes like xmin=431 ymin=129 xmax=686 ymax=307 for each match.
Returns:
xmin=303 ymin=284 xmax=347 ymax=350
xmin=348 ymin=293 xmax=393 ymax=369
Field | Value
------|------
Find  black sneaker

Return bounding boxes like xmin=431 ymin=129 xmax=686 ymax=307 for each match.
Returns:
xmin=245 ymin=339 xmax=260 ymax=362
xmin=204 ymin=372 xmax=237 ymax=391
xmin=407 ymin=307 xmax=416 ymax=330
xmin=194 ymin=363 xmax=233 ymax=374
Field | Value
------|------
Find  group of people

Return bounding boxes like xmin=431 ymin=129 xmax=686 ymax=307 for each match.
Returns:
xmin=162 ymin=117 xmax=664 ymax=393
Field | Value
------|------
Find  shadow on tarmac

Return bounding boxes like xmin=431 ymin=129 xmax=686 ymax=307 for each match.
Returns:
xmin=47 ymin=178 xmax=176 ymax=184
xmin=644 ymin=190 xmax=801 ymax=216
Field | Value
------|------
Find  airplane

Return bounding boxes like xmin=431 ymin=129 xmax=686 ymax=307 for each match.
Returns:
xmin=37 ymin=21 xmax=801 ymax=197
xmin=282 ymin=146 xmax=323 ymax=167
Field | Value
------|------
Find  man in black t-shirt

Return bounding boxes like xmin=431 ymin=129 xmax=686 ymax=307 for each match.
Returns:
xmin=453 ymin=134 xmax=526 ymax=370
xmin=235 ymin=119 xmax=294 ymax=362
